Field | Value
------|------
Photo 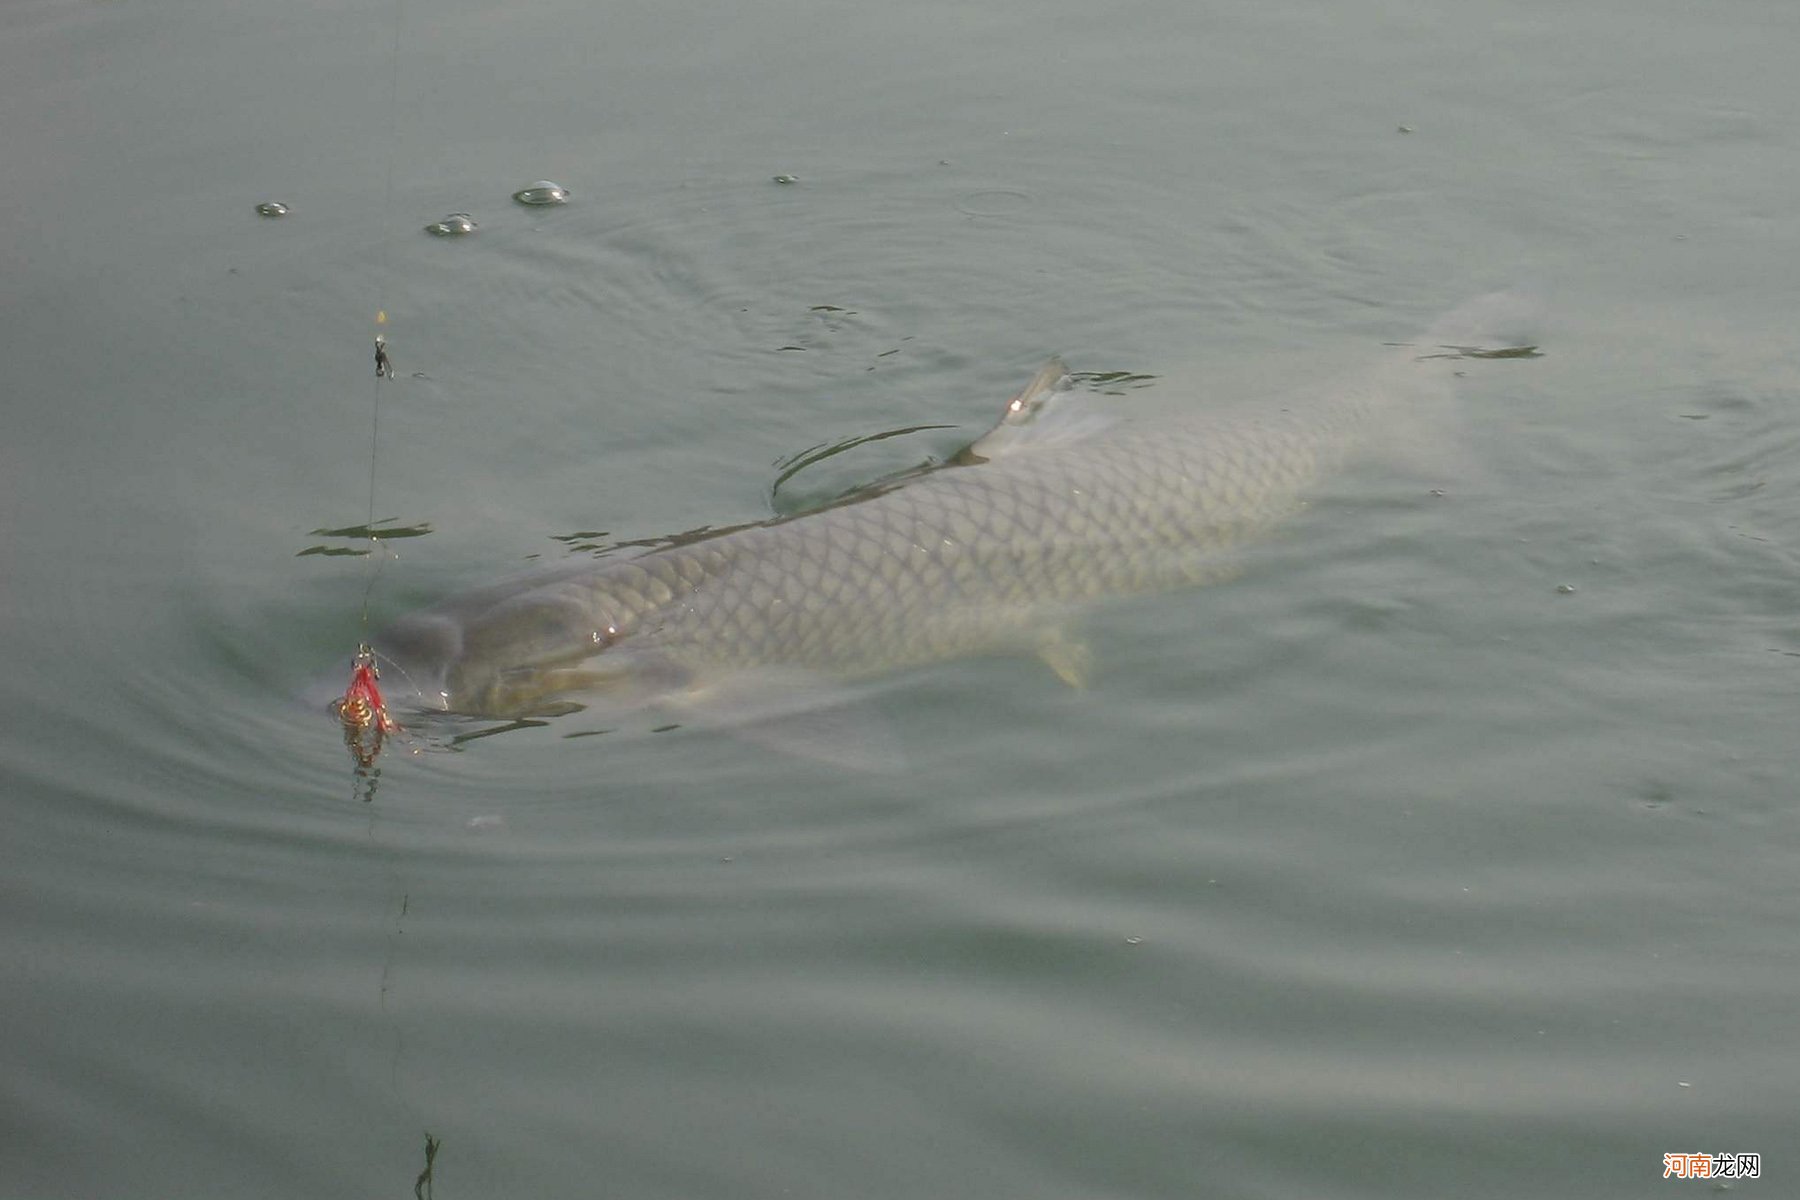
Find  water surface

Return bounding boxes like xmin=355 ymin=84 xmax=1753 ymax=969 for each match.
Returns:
xmin=3 ymin=0 xmax=1797 ymax=1196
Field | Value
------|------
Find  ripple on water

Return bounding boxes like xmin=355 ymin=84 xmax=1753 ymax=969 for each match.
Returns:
xmin=953 ymin=188 xmax=1034 ymax=218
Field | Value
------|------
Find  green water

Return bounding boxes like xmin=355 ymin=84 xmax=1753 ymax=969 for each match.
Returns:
xmin=3 ymin=0 xmax=1796 ymax=1196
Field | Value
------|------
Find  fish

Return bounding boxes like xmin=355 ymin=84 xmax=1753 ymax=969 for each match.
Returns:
xmin=353 ymin=294 xmax=1532 ymax=760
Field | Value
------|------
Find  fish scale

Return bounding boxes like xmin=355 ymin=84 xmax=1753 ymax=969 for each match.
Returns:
xmin=371 ymin=312 xmax=1498 ymax=719
xmin=486 ymin=412 xmax=1320 ymax=702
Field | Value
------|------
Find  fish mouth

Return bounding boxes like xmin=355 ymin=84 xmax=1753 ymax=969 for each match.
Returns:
xmin=442 ymin=646 xmax=686 ymax=721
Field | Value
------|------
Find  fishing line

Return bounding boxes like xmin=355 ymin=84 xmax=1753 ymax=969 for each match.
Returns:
xmin=360 ymin=0 xmax=407 ymax=629
xmin=335 ymin=0 xmax=408 ymax=763
xmin=359 ymin=322 xmax=388 ymax=629
xmin=341 ymin=0 xmax=443 ymax=1183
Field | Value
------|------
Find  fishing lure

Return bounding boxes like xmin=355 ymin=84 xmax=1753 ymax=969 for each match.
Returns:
xmin=335 ymin=644 xmax=399 ymax=767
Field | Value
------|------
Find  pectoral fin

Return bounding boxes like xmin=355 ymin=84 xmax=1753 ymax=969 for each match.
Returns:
xmin=1035 ymin=629 xmax=1093 ymax=689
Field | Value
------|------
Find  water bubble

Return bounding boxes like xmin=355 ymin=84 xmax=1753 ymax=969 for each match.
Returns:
xmin=425 ymin=212 xmax=478 ymax=236
xmin=255 ymin=201 xmax=288 ymax=217
xmin=512 ymin=180 xmax=569 ymax=206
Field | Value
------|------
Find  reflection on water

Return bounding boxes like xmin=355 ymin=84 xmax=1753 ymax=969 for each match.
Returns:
xmin=297 ymin=520 xmax=433 ymax=557
xmin=1070 ymin=369 xmax=1159 ymax=395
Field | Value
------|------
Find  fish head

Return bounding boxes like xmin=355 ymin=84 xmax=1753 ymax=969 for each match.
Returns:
xmin=355 ymin=610 xmax=460 ymax=714
xmin=367 ymin=567 xmax=691 ymax=720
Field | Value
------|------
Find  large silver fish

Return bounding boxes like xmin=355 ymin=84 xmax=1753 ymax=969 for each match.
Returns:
xmin=358 ymin=295 xmax=1527 ymax=753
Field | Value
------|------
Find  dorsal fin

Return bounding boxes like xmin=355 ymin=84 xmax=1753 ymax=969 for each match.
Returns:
xmin=963 ymin=358 xmax=1112 ymax=461
xmin=996 ymin=357 xmax=1073 ymax=426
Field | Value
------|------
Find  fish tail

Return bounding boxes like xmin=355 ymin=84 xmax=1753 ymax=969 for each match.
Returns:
xmin=1424 ymin=288 xmax=1544 ymax=352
